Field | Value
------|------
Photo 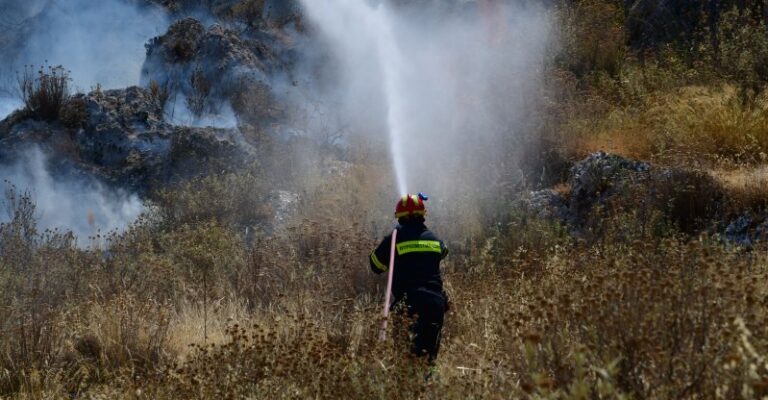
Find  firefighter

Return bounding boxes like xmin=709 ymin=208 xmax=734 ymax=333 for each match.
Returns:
xmin=369 ymin=193 xmax=448 ymax=363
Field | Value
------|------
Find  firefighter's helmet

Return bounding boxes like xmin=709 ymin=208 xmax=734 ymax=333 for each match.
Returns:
xmin=395 ymin=193 xmax=428 ymax=218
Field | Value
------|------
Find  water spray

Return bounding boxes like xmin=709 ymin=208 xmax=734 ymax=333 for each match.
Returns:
xmin=376 ymin=13 xmax=409 ymax=195
xmin=299 ymin=0 xmax=409 ymax=194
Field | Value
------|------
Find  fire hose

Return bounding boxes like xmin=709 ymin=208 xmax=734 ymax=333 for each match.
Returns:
xmin=379 ymin=228 xmax=398 ymax=341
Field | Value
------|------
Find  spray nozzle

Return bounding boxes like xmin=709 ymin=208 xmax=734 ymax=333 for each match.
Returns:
xmin=418 ymin=192 xmax=429 ymax=201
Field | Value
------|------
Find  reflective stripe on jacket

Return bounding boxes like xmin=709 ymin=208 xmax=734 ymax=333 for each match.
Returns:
xmin=369 ymin=221 xmax=448 ymax=302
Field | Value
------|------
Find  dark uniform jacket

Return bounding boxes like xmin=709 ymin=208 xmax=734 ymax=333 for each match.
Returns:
xmin=369 ymin=221 xmax=448 ymax=305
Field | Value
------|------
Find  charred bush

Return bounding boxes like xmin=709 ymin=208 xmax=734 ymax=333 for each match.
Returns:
xmin=650 ymin=169 xmax=724 ymax=233
xmin=145 ymin=19 xmax=204 ymax=62
xmin=60 ymin=96 xmax=88 ymax=129
xmin=171 ymin=38 xmax=196 ymax=61
xmin=186 ymin=67 xmax=210 ymax=116
xmin=230 ymin=79 xmax=281 ymax=126
xmin=230 ymin=0 xmax=266 ymax=28
xmin=148 ymin=79 xmax=171 ymax=112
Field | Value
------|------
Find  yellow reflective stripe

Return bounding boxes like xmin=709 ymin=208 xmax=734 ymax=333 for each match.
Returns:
xmin=401 ymin=195 xmax=408 ymax=206
xmin=395 ymin=210 xmax=426 ymax=218
xmin=370 ymin=251 xmax=387 ymax=271
xmin=396 ymin=240 xmax=442 ymax=255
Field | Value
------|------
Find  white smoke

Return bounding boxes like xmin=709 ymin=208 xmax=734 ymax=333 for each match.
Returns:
xmin=0 ymin=0 xmax=168 ymax=118
xmin=298 ymin=0 xmax=552 ymax=205
xmin=165 ymin=94 xmax=239 ymax=129
xmin=0 ymin=96 xmax=22 ymax=120
xmin=0 ymin=147 xmax=145 ymax=247
xmin=17 ymin=0 xmax=168 ymax=90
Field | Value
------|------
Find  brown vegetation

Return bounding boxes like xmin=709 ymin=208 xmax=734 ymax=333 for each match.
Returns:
xmin=2 ymin=172 xmax=768 ymax=398
xmin=18 ymin=64 xmax=72 ymax=122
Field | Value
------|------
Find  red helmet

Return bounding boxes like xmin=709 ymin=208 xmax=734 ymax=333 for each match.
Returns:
xmin=395 ymin=193 xmax=427 ymax=218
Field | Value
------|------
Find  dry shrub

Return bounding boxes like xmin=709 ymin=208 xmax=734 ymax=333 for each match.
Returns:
xmin=230 ymin=79 xmax=282 ymax=129
xmin=55 ymin=295 xmax=172 ymax=394
xmin=148 ymin=79 xmax=171 ymax=112
xmin=165 ymin=300 xmax=251 ymax=359
xmin=549 ymin=2 xmax=768 ymax=165
xmin=647 ymin=86 xmax=768 ymax=162
xmin=0 ymin=190 xmax=167 ymax=396
xmin=565 ymin=85 xmax=768 ymax=163
xmin=711 ymin=166 xmax=768 ymax=212
xmin=248 ymin=220 xmax=379 ymax=305
xmin=133 ymin=310 xmax=428 ymax=400
xmin=153 ymin=169 xmax=271 ymax=229
xmin=0 ymin=189 xmax=78 ymax=395
xmin=717 ymin=7 xmax=768 ymax=104
xmin=229 ymin=0 xmax=266 ymax=28
xmin=170 ymin=38 xmax=196 ymax=62
xmin=556 ymin=0 xmax=626 ymax=79
xmin=166 ymin=221 xmax=246 ymax=299
xmin=18 ymin=64 xmax=72 ymax=121
xmin=59 ymin=96 xmax=88 ymax=129
xmin=639 ymin=168 xmax=724 ymax=234
xmin=440 ymin=226 xmax=768 ymax=398
xmin=186 ymin=66 xmax=210 ymax=117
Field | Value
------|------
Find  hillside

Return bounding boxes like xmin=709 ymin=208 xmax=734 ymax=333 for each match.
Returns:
xmin=1 ymin=0 xmax=768 ymax=398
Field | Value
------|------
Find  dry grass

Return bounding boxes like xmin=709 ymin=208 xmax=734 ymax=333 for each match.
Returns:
xmin=165 ymin=300 xmax=251 ymax=361
xmin=564 ymin=85 xmax=768 ymax=164
xmin=3 ymin=166 xmax=768 ymax=398
xmin=711 ymin=166 xmax=768 ymax=212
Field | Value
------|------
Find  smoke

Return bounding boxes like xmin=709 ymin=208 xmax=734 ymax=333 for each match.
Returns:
xmin=165 ymin=94 xmax=239 ymax=129
xmin=0 ymin=147 xmax=145 ymax=246
xmin=298 ymin=0 xmax=552 ymax=213
xmin=0 ymin=96 xmax=22 ymax=120
xmin=0 ymin=0 xmax=168 ymax=118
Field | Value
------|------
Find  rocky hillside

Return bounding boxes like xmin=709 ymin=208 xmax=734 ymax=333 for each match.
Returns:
xmin=0 ymin=85 xmax=253 ymax=192
xmin=0 ymin=2 xmax=306 ymax=197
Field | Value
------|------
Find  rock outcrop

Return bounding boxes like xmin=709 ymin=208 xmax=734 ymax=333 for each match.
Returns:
xmin=141 ymin=17 xmax=291 ymax=128
xmin=567 ymin=151 xmax=650 ymax=225
xmin=527 ymin=151 xmax=724 ymax=236
xmin=724 ymin=213 xmax=768 ymax=248
xmin=528 ymin=151 xmax=651 ymax=226
xmin=0 ymin=86 xmax=254 ymax=193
